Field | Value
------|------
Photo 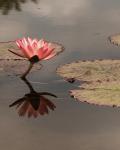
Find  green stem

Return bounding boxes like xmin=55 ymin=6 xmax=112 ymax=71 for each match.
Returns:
xmin=21 ymin=62 xmax=33 ymax=79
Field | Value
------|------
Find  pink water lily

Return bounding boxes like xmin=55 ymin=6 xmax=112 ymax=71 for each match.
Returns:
xmin=8 ymin=37 xmax=57 ymax=78
xmin=10 ymin=37 xmax=56 ymax=61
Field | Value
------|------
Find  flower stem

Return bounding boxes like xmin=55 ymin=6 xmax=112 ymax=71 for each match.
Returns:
xmin=21 ymin=77 xmax=35 ymax=93
xmin=21 ymin=62 xmax=33 ymax=79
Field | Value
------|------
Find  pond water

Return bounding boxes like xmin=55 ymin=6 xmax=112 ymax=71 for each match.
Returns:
xmin=1 ymin=0 xmax=120 ymax=150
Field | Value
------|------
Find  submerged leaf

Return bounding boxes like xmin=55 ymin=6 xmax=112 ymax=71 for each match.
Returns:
xmin=57 ymin=60 xmax=120 ymax=107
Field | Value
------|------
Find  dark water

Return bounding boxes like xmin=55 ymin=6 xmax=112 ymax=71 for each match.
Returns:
xmin=1 ymin=0 xmax=120 ymax=149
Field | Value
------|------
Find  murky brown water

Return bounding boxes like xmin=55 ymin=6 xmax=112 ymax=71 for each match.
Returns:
xmin=0 ymin=0 xmax=120 ymax=149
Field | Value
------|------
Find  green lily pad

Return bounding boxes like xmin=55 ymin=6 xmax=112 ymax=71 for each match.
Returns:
xmin=0 ymin=41 xmax=64 ymax=75
xmin=57 ymin=60 xmax=120 ymax=107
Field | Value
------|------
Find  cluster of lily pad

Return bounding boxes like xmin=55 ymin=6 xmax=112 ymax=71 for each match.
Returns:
xmin=1 ymin=34 xmax=120 ymax=117
xmin=57 ymin=34 xmax=120 ymax=107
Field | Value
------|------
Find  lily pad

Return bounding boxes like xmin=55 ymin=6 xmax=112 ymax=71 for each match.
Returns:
xmin=0 ymin=41 xmax=64 ymax=75
xmin=109 ymin=33 xmax=120 ymax=46
xmin=57 ymin=60 xmax=120 ymax=107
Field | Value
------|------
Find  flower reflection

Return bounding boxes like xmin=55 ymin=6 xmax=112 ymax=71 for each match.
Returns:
xmin=9 ymin=78 xmax=57 ymax=118
xmin=0 ymin=0 xmax=37 ymax=15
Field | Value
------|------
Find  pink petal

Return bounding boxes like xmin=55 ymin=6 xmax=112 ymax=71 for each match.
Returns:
xmin=27 ymin=37 xmax=32 ymax=44
xmin=31 ymin=38 xmax=38 ymax=45
xmin=43 ymin=43 xmax=49 ymax=51
xmin=43 ymin=52 xmax=56 ymax=60
xmin=22 ymin=38 xmax=28 ymax=47
xmin=16 ymin=40 xmax=29 ymax=57
xmin=21 ymin=46 xmax=33 ymax=58
xmin=16 ymin=40 xmax=23 ymax=49
xmin=17 ymin=38 xmax=36 ymax=58
xmin=32 ymin=42 xmax=38 ymax=50
xmin=16 ymin=41 xmax=21 ymax=48
xmin=37 ymin=47 xmax=47 ymax=59
xmin=41 ymin=48 xmax=55 ymax=59
xmin=38 ymin=39 xmax=44 ymax=49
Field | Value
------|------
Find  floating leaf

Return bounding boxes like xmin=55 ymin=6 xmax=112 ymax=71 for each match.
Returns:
xmin=109 ymin=33 xmax=120 ymax=46
xmin=0 ymin=59 xmax=42 ymax=75
xmin=50 ymin=42 xmax=64 ymax=56
xmin=57 ymin=60 xmax=120 ymax=107
xmin=0 ymin=41 xmax=23 ymax=60
xmin=70 ymin=81 xmax=120 ymax=107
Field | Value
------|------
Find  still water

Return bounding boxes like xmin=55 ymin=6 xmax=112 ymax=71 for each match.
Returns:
xmin=0 ymin=0 xmax=120 ymax=149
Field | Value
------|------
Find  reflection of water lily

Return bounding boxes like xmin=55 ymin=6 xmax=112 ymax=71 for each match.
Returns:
xmin=9 ymin=78 xmax=57 ymax=118
xmin=10 ymin=93 xmax=56 ymax=118
xmin=9 ymin=37 xmax=57 ymax=78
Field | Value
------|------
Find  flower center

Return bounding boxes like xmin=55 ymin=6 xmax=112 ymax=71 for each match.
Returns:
xmin=29 ymin=55 xmax=39 ymax=63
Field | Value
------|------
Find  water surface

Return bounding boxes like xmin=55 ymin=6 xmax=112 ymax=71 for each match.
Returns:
xmin=0 ymin=0 xmax=120 ymax=150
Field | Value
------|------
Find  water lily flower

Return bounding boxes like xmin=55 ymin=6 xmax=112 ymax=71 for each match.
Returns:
xmin=8 ymin=37 xmax=57 ymax=78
